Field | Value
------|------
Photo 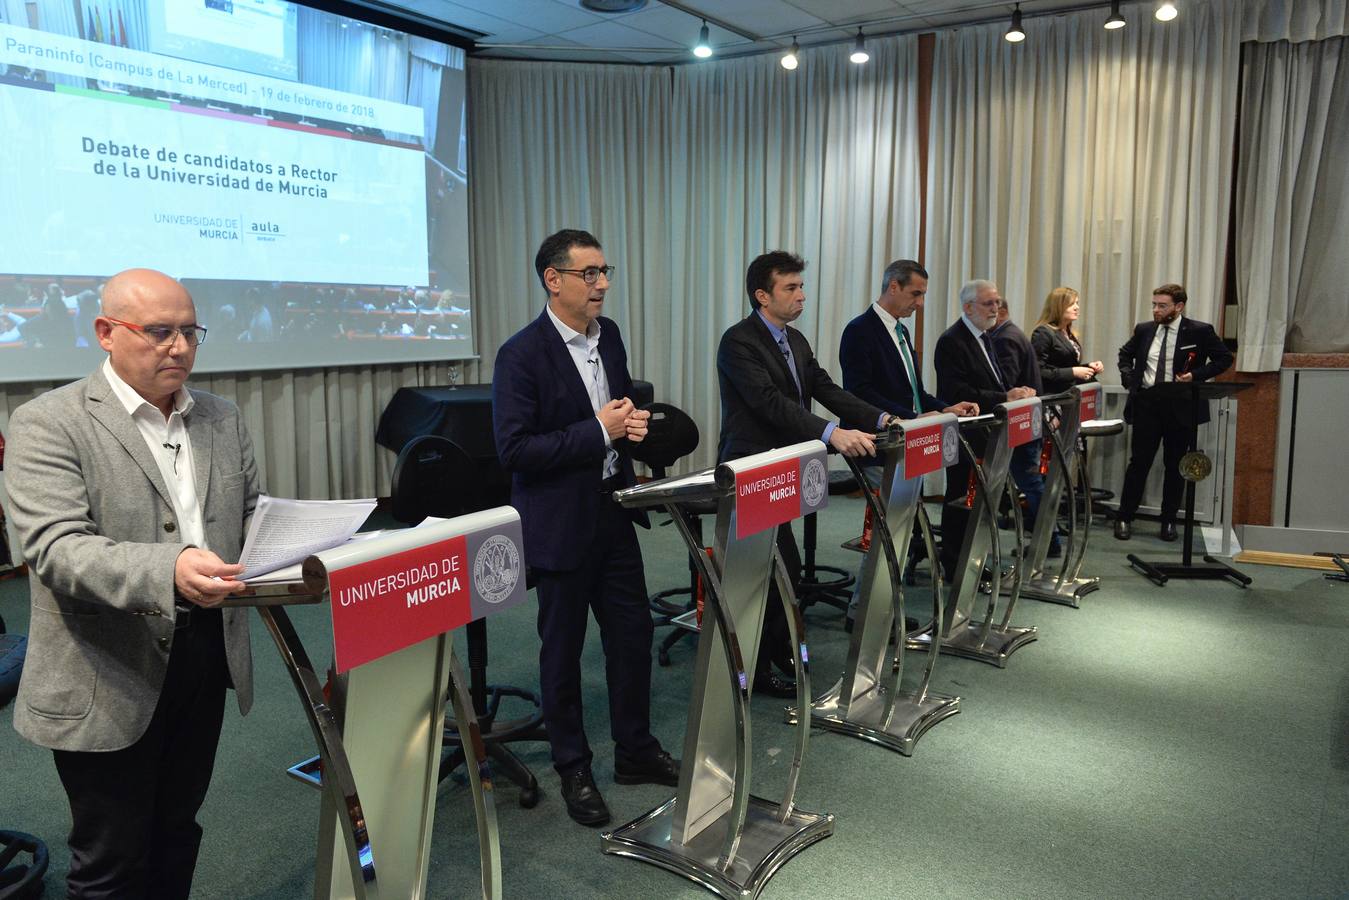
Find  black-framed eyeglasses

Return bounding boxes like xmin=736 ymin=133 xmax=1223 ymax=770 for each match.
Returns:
xmin=105 ymin=317 xmax=208 ymax=347
xmin=553 ymin=265 xmax=615 ymax=285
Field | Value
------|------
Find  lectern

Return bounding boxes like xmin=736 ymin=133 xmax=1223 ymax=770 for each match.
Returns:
xmin=1127 ymin=381 xmax=1253 ymax=586
xmin=605 ymin=441 xmax=834 ymax=900
xmin=788 ymin=416 xmax=962 ymax=755
xmin=249 ymin=510 xmax=530 ymax=900
xmin=1016 ymin=384 xmax=1103 ymax=607
xmin=909 ymin=401 xmax=1040 ymax=667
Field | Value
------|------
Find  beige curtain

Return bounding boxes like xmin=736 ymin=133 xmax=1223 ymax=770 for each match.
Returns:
xmin=924 ymin=0 xmax=1243 ymax=382
xmin=1235 ymin=37 xmax=1349 ymax=366
xmin=470 ymin=43 xmax=921 ymax=471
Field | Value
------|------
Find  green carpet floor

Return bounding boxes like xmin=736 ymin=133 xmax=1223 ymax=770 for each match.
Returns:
xmin=3 ymin=495 xmax=1347 ymax=899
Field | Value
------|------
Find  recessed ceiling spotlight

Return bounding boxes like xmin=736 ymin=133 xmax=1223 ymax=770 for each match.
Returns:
xmin=580 ymin=0 xmax=648 ymax=11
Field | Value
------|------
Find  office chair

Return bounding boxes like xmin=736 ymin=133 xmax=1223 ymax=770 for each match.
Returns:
xmin=0 ymin=624 xmax=47 ymax=900
xmin=626 ymin=403 xmax=712 ymax=666
xmin=389 ymin=434 xmax=544 ymax=808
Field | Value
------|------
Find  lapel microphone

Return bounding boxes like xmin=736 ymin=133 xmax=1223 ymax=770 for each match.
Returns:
xmin=162 ymin=442 xmax=181 ymax=474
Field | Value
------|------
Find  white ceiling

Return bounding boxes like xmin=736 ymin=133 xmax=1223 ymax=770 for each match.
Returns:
xmin=370 ymin=0 xmax=1126 ymax=63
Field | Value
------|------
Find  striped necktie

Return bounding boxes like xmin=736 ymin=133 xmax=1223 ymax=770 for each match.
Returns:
xmin=777 ymin=332 xmax=804 ymax=404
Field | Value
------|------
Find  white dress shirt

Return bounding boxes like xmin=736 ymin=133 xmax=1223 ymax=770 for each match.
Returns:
xmin=102 ymin=358 xmax=207 ymax=550
xmin=1142 ymin=316 xmax=1184 ymax=388
xmin=546 ymin=307 xmax=619 ymax=479
xmin=871 ymin=301 xmax=906 ymax=355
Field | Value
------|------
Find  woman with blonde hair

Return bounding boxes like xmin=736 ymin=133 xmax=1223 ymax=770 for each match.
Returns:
xmin=1032 ymin=287 xmax=1103 ymax=395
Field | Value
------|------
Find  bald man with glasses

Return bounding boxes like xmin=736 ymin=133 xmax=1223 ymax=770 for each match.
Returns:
xmin=6 ymin=268 xmax=259 ymax=898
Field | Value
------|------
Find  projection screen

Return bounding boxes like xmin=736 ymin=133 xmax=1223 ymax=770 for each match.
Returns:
xmin=0 ymin=0 xmax=472 ymax=382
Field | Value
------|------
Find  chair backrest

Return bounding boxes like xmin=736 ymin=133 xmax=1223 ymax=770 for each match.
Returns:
xmin=389 ymin=434 xmax=479 ymax=525
xmin=627 ymin=402 xmax=699 ymax=478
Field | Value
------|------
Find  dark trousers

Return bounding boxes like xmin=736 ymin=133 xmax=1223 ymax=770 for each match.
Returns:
xmin=940 ymin=459 xmax=974 ymax=579
xmin=758 ymin=523 xmax=802 ymax=678
xmin=533 ymin=501 xmax=659 ymax=775
xmin=1009 ymin=442 xmax=1046 ymax=531
xmin=1118 ymin=391 xmax=1192 ymax=523
xmin=53 ymin=608 xmax=229 ymax=900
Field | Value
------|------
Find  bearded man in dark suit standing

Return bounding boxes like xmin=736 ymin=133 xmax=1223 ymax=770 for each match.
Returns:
xmin=1114 ymin=283 xmax=1233 ymax=541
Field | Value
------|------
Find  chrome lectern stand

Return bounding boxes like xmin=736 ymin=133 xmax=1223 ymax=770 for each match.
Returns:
xmin=245 ymin=513 xmax=523 ymax=900
xmin=1016 ymin=384 xmax=1103 ymax=608
xmin=909 ymin=402 xmax=1040 ymax=667
xmin=231 ymin=584 xmax=381 ymax=899
xmin=788 ymin=417 xmax=961 ymax=755
xmin=605 ymin=442 xmax=834 ymax=900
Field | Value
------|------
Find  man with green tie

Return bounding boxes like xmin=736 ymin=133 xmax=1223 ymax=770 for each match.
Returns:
xmin=839 ymin=258 xmax=979 ymax=472
xmin=838 ymin=259 xmax=978 ymax=624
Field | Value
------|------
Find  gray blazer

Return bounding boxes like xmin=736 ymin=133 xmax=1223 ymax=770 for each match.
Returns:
xmin=6 ymin=366 xmax=259 ymax=752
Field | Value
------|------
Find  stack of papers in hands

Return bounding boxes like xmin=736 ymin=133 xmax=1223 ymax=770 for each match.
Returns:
xmin=239 ymin=495 xmax=379 ymax=583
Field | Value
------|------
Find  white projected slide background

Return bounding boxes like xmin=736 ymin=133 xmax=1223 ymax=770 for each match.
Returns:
xmin=0 ymin=3 xmax=471 ymax=382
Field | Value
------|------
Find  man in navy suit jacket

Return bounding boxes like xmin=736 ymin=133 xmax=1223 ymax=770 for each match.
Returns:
xmin=838 ymin=259 xmax=977 ymax=621
xmin=493 ymin=229 xmax=677 ymax=828
xmin=839 ymin=259 xmax=979 ymax=471
xmin=1113 ymin=283 xmax=1233 ymax=541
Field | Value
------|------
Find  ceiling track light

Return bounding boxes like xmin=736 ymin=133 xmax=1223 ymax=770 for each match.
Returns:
xmin=1104 ymin=0 xmax=1126 ymax=29
xmin=781 ymin=36 xmax=800 ymax=70
xmin=850 ymin=27 xmax=869 ymax=64
xmin=1156 ymin=1 xmax=1179 ymax=21
xmin=1005 ymin=3 xmax=1026 ymax=42
xmin=692 ymin=19 xmax=712 ymax=58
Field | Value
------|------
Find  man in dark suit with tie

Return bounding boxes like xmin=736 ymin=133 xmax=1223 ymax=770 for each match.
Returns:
xmin=933 ymin=279 xmax=1037 ymax=578
xmin=493 ymin=229 xmax=678 ymax=828
xmin=839 ymin=259 xmax=979 ymax=428
xmin=1114 ymin=283 xmax=1233 ymax=541
xmin=717 ymin=250 xmax=894 ymax=696
xmin=839 ymin=259 xmax=978 ymax=623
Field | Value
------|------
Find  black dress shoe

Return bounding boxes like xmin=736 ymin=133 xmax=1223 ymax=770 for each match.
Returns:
xmin=559 ymin=767 xmax=610 ymax=827
xmin=614 ymin=749 xmax=681 ymax=787
xmin=1159 ymin=522 xmax=1178 ymax=542
xmin=1114 ymin=519 xmax=1132 ymax=540
xmin=752 ymin=671 xmax=796 ymax=698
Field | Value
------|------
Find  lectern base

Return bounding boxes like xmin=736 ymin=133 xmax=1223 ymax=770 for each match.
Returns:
xmin=1127 ymin=553 xmax=1252 ymax=587
xmin=1019 ymin=572 xmax=1101 ymax=608
xmin=788 ymin=681 xmax=960 ymax=756
xmin=601 ymin=795 xmax=833 ymax=900
xmin=907 ymin=619 xmax=1038 ymax=668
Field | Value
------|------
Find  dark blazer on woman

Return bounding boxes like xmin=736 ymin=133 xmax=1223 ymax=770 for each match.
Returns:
xmin=1032 ymin=324 xmax=1091 ymax=396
